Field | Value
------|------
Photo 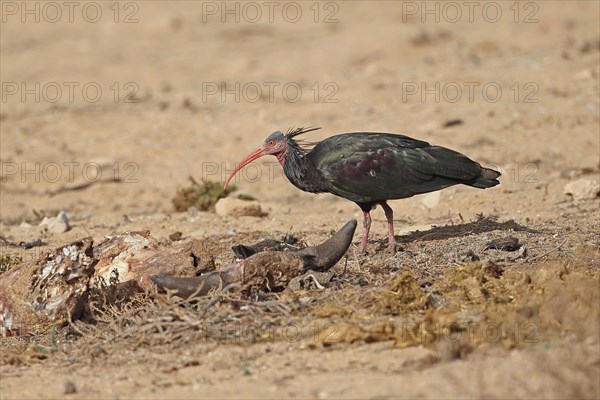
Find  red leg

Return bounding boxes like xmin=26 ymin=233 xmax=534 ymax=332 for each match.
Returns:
xmin=380 ymin=201 xmax=396 ymax=253
xmin=359 ymin=211 xmax=372 ymax=254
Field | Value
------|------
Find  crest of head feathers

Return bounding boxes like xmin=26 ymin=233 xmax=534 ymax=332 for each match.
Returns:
xmin=284 ymin=127 xmax=321 ymax=153
xmin=285 ymin=127 xmax=321 ymax=139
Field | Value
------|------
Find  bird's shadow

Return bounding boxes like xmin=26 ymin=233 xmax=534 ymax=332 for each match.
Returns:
xmin=391 ymin=216 xmax=538 ymax=246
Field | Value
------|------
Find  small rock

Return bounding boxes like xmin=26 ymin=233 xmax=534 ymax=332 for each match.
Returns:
xmin=39 ymin=211 xmax=70 ymax=233
xmin=564 ymin=178 xmax=599 ymax=201
xmin=515 ymin=246 xmax=528 ymax=259
xmin=64 ymin=380 xmax=77 ymax=395
xmin=169 ymin=231 xmax=182 ymax=241
xmin=19 ymin=239 xmax=44 ymax=249
xmin=215 ymin=198 xmax=262 ymax=217
xmin=443 ymin=118 xmax=463 ymax=128
xmin=485 ymin=236 xmax=520 ymax=252
xmin=463 ymin=250 xmax=480 ymax=262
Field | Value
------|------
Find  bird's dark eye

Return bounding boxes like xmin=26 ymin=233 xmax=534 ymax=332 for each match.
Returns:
xmin=268 ymin=140 xmax=276 ymax=146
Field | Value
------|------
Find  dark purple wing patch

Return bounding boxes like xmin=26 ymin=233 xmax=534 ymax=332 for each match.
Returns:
xmin=333 ymin=148 xmax=396 ymax=180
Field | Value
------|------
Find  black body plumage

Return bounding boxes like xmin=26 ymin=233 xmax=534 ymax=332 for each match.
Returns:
xmin=280 ymin=130 xmax=500 ymax=211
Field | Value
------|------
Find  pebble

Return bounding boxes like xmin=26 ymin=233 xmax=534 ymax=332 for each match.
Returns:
xmin=563 ymin=178 xmax=599 ymax=201
xmin=215 ymin=197 xmax=262 ymax=217
xmin=39 ymin=211 xmax=71 ymax=233
xmin=168 ymin=231 xmax=182 ymax=241
xmin=63 ymin=380 xmax=77 ymax=395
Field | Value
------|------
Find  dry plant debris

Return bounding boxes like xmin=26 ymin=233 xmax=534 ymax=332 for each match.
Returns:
xmin=172 ymin=178 xmax=238 ymax=212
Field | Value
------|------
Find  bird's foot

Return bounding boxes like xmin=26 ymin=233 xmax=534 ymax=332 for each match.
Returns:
xmin=386 ymin=240 xmax=399 ymax=253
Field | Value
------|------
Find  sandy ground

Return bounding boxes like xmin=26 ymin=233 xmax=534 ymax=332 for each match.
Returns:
xmin=1 ymin=1 xmax=599 ymax=399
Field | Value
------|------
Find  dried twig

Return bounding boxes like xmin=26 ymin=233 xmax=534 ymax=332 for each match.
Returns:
xmin=529 ymin=238 xmax=569 ymax=262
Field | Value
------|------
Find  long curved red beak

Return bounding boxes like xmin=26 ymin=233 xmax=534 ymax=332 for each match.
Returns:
xmin=224 ymin=146 xmax=267 ymax=189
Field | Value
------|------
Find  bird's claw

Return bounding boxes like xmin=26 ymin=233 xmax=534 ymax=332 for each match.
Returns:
xmin=386 ymin=241 xmax=399 ymax=253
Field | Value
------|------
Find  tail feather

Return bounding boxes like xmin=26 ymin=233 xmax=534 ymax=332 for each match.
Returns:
xmin=424 ymin=146 xmax=501 ymax=189
xmin=470 ymin=167 xmax=501 ymax=189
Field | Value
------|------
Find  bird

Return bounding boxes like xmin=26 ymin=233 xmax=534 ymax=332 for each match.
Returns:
xmin=224 ymin=127 xmax=501 ymax=253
